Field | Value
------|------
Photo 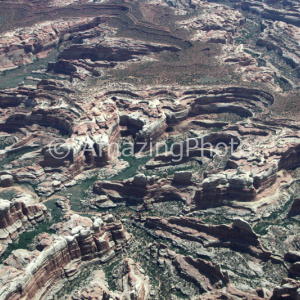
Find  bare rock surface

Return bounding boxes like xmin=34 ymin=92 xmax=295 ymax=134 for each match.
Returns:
xmin=0 ymin=0 xmax=299 ymax=299
xmin=0 ymin=193 xmax=47 ymax=256
xmin=0 ymin=213 xmax=132 ymax=299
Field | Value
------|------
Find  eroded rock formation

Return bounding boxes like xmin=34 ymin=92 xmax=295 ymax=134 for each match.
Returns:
xmin=0 ymin=0 xmax=299 ymax=298
xmin=0 ymin=17 xmax=111 ymax=72
xmin=135 ymin=216 xmax=271 ymax=259
xmin=148 ymin=242 xmax=229 ymax=293
xmin=0 ymin=193 xmax=47 ymax=256
xmin=69 ymin=258 xmax=150 ymax=300
xmin=0 ymin=213 xmax=132 ymax=300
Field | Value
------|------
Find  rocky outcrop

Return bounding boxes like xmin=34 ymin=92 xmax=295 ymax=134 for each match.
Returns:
xmin=178 ymin=2 xmax=245 ymax=43
xmin=289 ymin=262 xmax=300 ymax=277
xmin=0 ymin=17 xmax=110 ymax=72
xmin=197 ymin=285 xmax=265 ymax=300
xmin=241 ymin=1 xmax=300 ymax=26
xmin=47 ymin=59 xmax=77 ymax=75
xmin=285 ymin=251 xmax=300 ymax=278
xmin=257 ymin=20 xmax=300 ymax=75
xmin=147 ymin=242 xmax=229 ymax=293
xmin=57 ymin=38 xmax=180 ymax=62
xmin=147 ymin=242 xmax=270 ymax=299
xmin=93 ymin=174 xmax=187 ymax=206
xmin=0 ymin=213 xmax=132 ymax=300
xmin=222 ymin=44 xmax=276 ymax=88
xmin=144 ymin=132 xmax=239 ymax=169
xmin=117 ymin=258 xmax=150 ymax=300
xmin=173 ymin=171 xmax=192 ymax=185
xmin=188 ymin=87 xmax=274 ymax=117
xmin=285 ymin=251 xmax=300 ymax=263
xmin=0 ymin=193 xmax=47 ymax=256
xmin=69 ymin=258 xmax=150 ymax=300
xmin=288 ymin=198 xmax=300 ymax=217
xmin=136 ymin=216 xmax=271 ymax=259
xmin=278 ymin=144 xmax=300 ymax=171
xmin=194 ymin=171 xmax=257 ymax=208
xmin=0 ymin=93 xmax=28 ymax=108
xmin=0 ymin=175 xmax=14 ymax=187
xmin=270 ymin=278 xmax=300 ymax=299
xmin=94 ymin=169 xmax=260 ymax=210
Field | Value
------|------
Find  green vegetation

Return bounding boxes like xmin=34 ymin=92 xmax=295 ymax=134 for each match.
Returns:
xmin=0 ymin=198 xmax=61 ymax=263
xmin=274 ymin=75 xmax=292 ymax=92
xmin=0 ymin=147 xmax=39 ymax=169
xmin=253 ymin=194 xmax=298 ymax=236
xmin=244 ymin=49 xmax=260 ymax=58
xmin=0 ymin=136 xmax=16 ymax=150
xmin=258 ymin=58 xmax=266 ymax=67
xmin=0 ymin=188 xmax=20 ymax=201
xmin=55 ymin=265 xmax=95 ymax=298
xmin=58 ymin=175 xmax=98 ymax=211
xmin=234 ymin=20 xmax=261 ymax=45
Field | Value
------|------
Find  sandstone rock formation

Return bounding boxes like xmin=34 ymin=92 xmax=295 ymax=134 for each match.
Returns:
xmin=0 ymin=17 xmax=110 ymax=72
xmin=0 ymin=213 xmax=132 ymax=299
xmin=288 ymin=198 xmax=300 ymax=217
xmin=135 ymin=216 xmax=271 ymax=259
xmin=178 ymin=2 xmax=245 ymax=43
xmin=270 ymin=278 xmax=300 ymax=299
xmin=0 ymin=193 xmax=47 ymax=256
xmin=69 ymin=258 xmax=150 ymax=300
xmin=0 ymin=175 xmax=13 ymax=188
xmin=148 ymin=242 xmax=229 ymax=293
xmin=0 ymin=0 xmax=299 ymax=298
xmin=116 ymin=258 xmax=150 ymax=300
xmin=241 ymin=1 xmax=300 ymax=26
xmin=257 ymin=20 xmax=300 ymax=76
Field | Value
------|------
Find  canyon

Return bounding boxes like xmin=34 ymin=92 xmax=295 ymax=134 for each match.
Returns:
xmin=0 ymin=0 xmax=299 ymax=299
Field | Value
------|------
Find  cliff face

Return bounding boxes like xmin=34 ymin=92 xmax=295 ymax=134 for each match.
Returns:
xmin=278 ymin=144 xmax=300 ymax=171
xmin=0 ymin=0 xmax=300 ymax=298
xmin=194 ymin=172 xmax=257 ymax=208
xmin=257 ymin=20 xmax=300 ymax=76
xmin=241 ymin=1 xmax=300 ymax=27
xmin=136 ymin=216 xmax=271 ymax=259
xmin=147 ymin=242 xmax=229 ymax=293
xmin=288 ymin=198 xmax=300 ymax=217
xmin=0 ymin=17 xmax=110 ymax=72
xmin=0 ymin=193 xmax=47 ymax=256
xmin=147 ymin=242 xmax=267 ymax=299
xmin=68 ymin=258 xmax=150 ymax=300
xmin=0 ymin=214 xmax=132 ymax=300
xmin=57 ymin=39 xmax=180 ymax=62
xmin=93 ymin=173 xmax=186 ymax=205
xmin=270 ymin=278 xmax=300 ymax=300
xmin=117 ymin=258 xmax=150 ymax=300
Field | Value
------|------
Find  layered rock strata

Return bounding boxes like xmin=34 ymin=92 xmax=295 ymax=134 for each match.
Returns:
xmin=0 ymin=82 xmax=278 ymax=198
xmin=178 ymin=2 xmax=245 ymax=43
xmin=147 ymin=242 xmax=268 ymax=299
xmin=0 ymin=213 xmax=132 ymax=300
xmin=135 ymin=216 xmax=271 ymax=259
xmin=0 ymin=193 xmax=47 ymax=256
xmin=270 ymin=278 xmax=300 ymax=300
xmin=257 ymin=20 xmax=300 ymax=76
xmin=241 ymin=1 xmax=300 ymax=26
xmin=147 ymin=242 xmax=229 ymax=293
xmin=70 ymin=258 xmax=150 ymax=300
xmin=0 ymin=17 xmax=111 ymax=72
